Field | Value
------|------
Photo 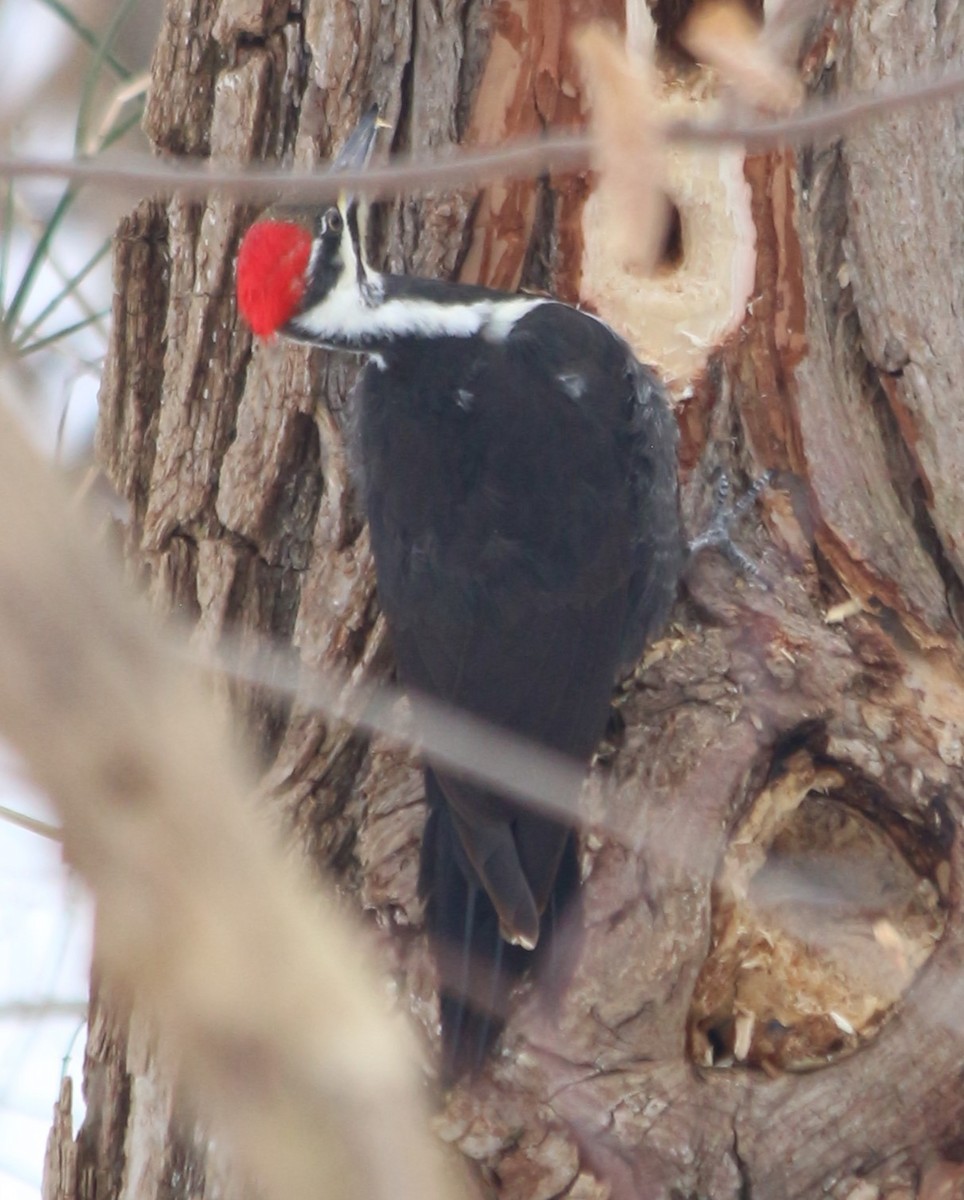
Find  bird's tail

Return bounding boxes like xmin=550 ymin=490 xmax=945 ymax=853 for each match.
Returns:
xmin=419 ymin=768 xmax=578 ymax=1084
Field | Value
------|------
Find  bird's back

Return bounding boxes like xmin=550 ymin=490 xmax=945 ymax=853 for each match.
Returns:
xmin=354 ymin=299 xmax=681 ymax=1076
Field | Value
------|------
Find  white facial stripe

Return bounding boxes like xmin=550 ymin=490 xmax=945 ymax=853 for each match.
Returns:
xmin=292 ymin=274 xmax=547 ymax=346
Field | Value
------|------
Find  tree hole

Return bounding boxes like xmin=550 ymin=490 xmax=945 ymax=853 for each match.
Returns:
xmin=688 ymin=750 xmax=947 ymax=1073
xmin=647 ymin=0 xmax=764 ymax=54
xmin=656 ymin=203 xmax=684 ymax=273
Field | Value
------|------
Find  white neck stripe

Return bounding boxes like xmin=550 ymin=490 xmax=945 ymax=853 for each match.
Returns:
xmin=291 ymin=272 xmax=547 ymax=347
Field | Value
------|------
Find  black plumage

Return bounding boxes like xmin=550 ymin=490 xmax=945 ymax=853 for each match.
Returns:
xmin=353 ymin=298 xmax=681 ymax=1077
xmin=235 ymin=113 xmax=682 ymax=1078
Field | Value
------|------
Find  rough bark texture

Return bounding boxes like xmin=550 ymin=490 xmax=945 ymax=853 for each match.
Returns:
xmin=44 ymin=1 xmax=964 ymax=1199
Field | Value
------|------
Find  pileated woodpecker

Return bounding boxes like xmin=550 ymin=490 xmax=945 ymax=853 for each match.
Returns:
xmin=236 ymin=111 xmax=683 ymax=1080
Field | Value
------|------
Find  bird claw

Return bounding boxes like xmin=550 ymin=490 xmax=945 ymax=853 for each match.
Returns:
xmin=688 ymin=469 xmax=773 ymax=580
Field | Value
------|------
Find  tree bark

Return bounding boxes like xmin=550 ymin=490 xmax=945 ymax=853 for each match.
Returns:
xmin=45 ymin=1 xmax=964 ymax=1199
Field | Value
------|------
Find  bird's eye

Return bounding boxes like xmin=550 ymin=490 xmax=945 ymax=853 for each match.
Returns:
xmin=324 ymin=207 xmax=344 ymax=234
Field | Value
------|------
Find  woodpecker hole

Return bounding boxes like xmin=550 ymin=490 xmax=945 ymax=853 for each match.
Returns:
xmin=688 ymin=750 xmax=947 ymax=1072
xmin=656 ymin=203 xmax=684 ymax=273
xmin=578 ymin=14 xmax=757 ymax=390
xmin=647 ymin=0 xmax=765 ymax=53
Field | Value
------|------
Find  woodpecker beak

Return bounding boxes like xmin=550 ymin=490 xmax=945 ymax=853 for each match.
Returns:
xmin=331 ymin=108 xmax=385 ymax=298
xmin=332 ymin=106 xmax=383 ymax=174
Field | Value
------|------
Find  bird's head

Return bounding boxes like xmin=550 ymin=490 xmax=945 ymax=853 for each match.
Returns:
xmin=236 ymin=108 xmax=382 ymax=342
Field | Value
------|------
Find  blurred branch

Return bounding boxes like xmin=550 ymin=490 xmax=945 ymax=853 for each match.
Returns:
xmin=13 ymin=239 xmax=111 ymax=348
xmin=1 ymin=189 xmax=112 ymax=355
xmin=0 ymin=15 xmax=145 ymax=365
xmin=201 ymin=635 xmax=587 ymax=829
xmin=0 ymin=134 xmax=591 ymax=202
xmin=35 ymin=0 xmax=132 ymax=80
xmin=17 ymin=309 xmax=110 ymax=356
xmin=0 ymin=392 xmax=459 ymax=1200
xmin=2 ymin=189 xmax=76 ymax=335
xmin=0 ymin=1000 xmax=87 ymax=1019
xmin=75 ymin=0 xmax=142 ymax=154
xmin=2 ymin=62 xmax=964 ymax=201
xmin=87 ymin=74 xmax=149 ymax=154
xmin=0 ymin=180 xmax=13 ymax=303
xmin=0 ymin=802 xmax=60 ymax=840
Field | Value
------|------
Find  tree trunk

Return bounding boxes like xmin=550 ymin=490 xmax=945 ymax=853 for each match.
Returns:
xmin=44 ymin=2 xmax=964 ymax=1199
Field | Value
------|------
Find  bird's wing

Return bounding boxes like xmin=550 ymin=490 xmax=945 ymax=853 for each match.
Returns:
xmin=393 ymin=578 xmax=626 ymax=947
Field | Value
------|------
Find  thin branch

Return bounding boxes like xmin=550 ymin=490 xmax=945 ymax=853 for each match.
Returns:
xmin=198 ymin=636 xmax=588 ymax=832
xmin=0 ymin=1000 xmax=87 ymax=1020
xmin=0 ymin=62 xmax=962 ymax=200
xmin=706 ymin=60 xmax=964 ymax=149
xmin=0 ymin=802 xmax=60 ymax=840
xmin=0 ymin=135 xmax=590 ymax=204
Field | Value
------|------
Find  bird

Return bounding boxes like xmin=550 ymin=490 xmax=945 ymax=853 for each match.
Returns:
xmin=235 ymin=109 xmax=683 ymax=1081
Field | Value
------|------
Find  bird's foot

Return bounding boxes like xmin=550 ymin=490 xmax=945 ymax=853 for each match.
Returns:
xmin=688 ymin=469 xmax=773 ymax=579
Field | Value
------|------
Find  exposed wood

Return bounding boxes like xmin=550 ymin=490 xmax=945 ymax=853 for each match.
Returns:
xmin=459 ymin=0 xmax=622 ymax=298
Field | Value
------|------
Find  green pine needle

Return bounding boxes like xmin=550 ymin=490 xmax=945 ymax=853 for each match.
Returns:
xmin=13 ymin=238 xmax=111 ymax=348
xmin=16 ymin=308 xmax=111 ymax=357
xmin=0 ymin=179 xmax=14 ymax=304
xmin=35 ymin=0 xmax=131 ymax=80
xmin=75 ymin=0 xmax=143 ymax=154
xmin=2 ymin=188 xmax=77 ymax=334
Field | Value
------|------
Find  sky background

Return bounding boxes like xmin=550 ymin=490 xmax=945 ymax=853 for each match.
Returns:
xmin=0 ymin=783 xmax=90 ymax=1200
xmin=0 ymin=1 xmax=124 ymax=1193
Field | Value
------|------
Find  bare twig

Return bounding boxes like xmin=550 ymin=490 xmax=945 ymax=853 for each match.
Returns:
xmin=0 ymin=136 xmax=592 ymax=203
xmin=201 ymin=636 xmax=588 ymax=831
xmin=0 ymin=1000 xmax=88 ymax=1020
xmin=0 ymin=802 xmax=60 ymax=840
xmin=0 ymin=63 xmax=963 ymax=201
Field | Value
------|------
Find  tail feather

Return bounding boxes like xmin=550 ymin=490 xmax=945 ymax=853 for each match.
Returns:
xmin=420 ymin=768 xmax=577 ymax=1082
